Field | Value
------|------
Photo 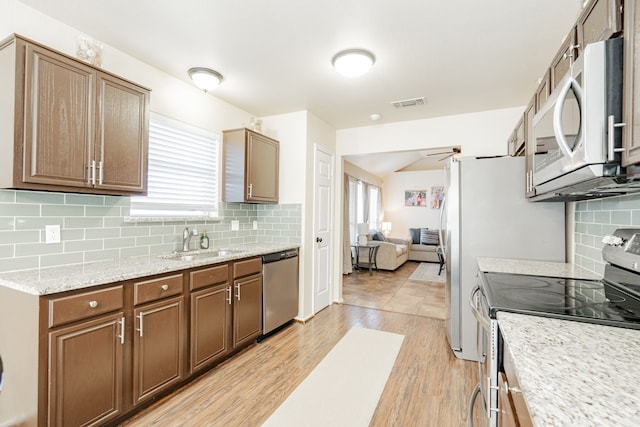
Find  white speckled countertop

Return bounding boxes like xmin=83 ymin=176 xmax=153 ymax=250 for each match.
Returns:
xmin=498 ymin=312 xmax=640 ymax=427
xmin=0 ymin=243 xmax=299 ymax=296
xmin=477 ymin=257 xmax=602 ymax=280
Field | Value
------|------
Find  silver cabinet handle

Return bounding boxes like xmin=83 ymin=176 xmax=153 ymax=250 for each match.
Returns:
xmin=118 ymin=317 xmax=125 ymax=345
xmin=247 ymin=183 xmax=253 ymax=199
xmin=235 ymin=283 xmax=241 ymax=301
xmin=562 ymin=43 xmax=580 ymax=61
xmin=137 ymin=313 xmax=144 ymax=337
xmin=607 ymin=115 xmax=626 ymax=161
xmin=226 ymin=286 xmax=232 ymax=305
xmin=161 ymin=284 xmax=169 ymax=291
xmin=98 ymin=160 xmax=104 ymax=185
xmin=88 ymin=300 xmax=98 ymax=308
xmin=88 ymin=160 xmax=96 ymax=185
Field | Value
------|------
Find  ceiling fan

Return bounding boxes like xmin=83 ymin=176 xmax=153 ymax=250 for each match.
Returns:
xmin=426 ymin=147 xmax=461 ymax=161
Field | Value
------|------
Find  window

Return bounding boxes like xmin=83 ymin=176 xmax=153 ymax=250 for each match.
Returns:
xmin=346 ymin=175 xmax=382 ymax=243
xmin=130 ymin=114 xmax=219 ymax=218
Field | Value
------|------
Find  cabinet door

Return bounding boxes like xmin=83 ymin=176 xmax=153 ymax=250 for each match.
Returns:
xmin=133 ymin=296 xmax=184 ymax=404
xmin=48 ymin=312 xmax=124 ymax=426
xmin=233 ymin=273 xmax=262 ymax=348
xmin=623 ymin=0 xmax=640 ymax=166
xmin=246 ymin=131 xmax=279 ymax=203
xmin=535 ymin=70 xmax=550 ymax=112
xmin=550 ymin=28 xmax=578 ymax=90
xmin=498 ymin=373 xmax=518 ymax=427
xmin=577 ymin=0 xmax=622 ymax=48
xmin=22 ymin=43 xmax=94 ymax=188
xmin=96 ymin=73 xmax=149 ymax=193
xmin=523 ymin=98 xmax=536 ymax=197
xmin=190 ymin=283 xmax=232 ymax=373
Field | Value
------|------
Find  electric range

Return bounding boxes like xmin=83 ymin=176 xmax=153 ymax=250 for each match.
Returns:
xmin=480 ymin=228 xmax=640 ymax=330
xmin=470 ymin=228 xmax=640 ymax=427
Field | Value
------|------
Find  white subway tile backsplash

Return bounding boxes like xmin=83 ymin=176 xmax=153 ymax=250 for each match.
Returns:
xmin=0 ymin=189 xmax=301 ymax=272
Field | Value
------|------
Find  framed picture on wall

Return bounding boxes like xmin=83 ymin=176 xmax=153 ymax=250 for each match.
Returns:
xmin=404 ymin=190 xmax=427 ymax=207
xmin=431 ymin=186 xmax=444 ymax=209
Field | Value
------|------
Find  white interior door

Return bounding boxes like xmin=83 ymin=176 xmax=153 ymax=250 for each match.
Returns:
xmin=313 ymin=146 xmax=333 ymax=314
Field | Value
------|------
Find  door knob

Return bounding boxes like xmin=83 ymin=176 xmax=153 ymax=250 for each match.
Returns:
xmin=316 ymin=237 xmax=323 ymax=243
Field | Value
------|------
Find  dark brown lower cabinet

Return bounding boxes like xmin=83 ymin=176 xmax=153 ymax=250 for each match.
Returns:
xmin=37 ymin=257 xmax=266 ymax=426
xmin=133 ymin=296 xmax=184 ymax=404
xmin=48 ymin=312 xmax=124 ymax=426
xmin=233 ymin=273 xmax=263 ymax=348
xmin=190 ymin=283 xmax=232 ymax=372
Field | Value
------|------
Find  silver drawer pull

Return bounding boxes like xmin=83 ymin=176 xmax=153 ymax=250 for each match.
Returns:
xmin=88 ymin=300 xmax=98 ymax=308
xmin=161 ymin=284 xmax=169 ymax=291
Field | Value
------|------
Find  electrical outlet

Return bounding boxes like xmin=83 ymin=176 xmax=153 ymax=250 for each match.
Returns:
xmin=253 ymin=220 xmax=258 ymax=230
xmin=231 ymin=220 xmax=239 ymax=231
xmin=45 ymin=225 xmax=61 ymax=244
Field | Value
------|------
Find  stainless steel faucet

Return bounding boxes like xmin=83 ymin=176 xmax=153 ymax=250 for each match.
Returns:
xmin=182 ymin=227 xmax=199 ymax=252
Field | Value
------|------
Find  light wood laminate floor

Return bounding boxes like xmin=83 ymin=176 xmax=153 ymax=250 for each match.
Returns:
xmin=120 ymin=303 xmax=480 ymax=427
xmin=343 ymin=261 xmax=446 ymax=319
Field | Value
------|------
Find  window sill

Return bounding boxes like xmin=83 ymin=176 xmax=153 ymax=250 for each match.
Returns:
xmin=124 ymin=216 xmax=224 ymax=224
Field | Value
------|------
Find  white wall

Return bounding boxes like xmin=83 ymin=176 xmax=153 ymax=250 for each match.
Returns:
xmin=343 ymin=161 xmax=383 ymax=187
xmin=383 ymin=170 xmax=445 ymax=237
xmin=261 ymin=111 xmax=308 ymax=204
xmin=336 ymin=107 xmax=523 ymax=157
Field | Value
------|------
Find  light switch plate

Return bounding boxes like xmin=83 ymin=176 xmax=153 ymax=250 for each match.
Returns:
xmin=253 ymin=220 xmax=258 ymax=230
xmin=231 ymin=220 xmax=239 ymax=231
xmin=45 ymin=225 xmax=61 ymax=244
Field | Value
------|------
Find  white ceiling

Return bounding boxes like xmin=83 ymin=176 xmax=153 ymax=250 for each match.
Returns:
xmin=18 ymin=0 xmax=584 ymax=176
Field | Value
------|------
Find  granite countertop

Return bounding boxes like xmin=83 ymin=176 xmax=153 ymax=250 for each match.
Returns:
xmin=477 ymin=257 xmax=602 ymax=280
xmin=498 ymin=312 xmax=640 ymax=426
xmin=0 ymin=243 xmax=299 ymax=296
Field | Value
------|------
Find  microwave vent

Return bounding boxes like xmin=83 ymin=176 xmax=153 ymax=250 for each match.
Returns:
xmin=391 ymin=97 xmax=426 ymax=109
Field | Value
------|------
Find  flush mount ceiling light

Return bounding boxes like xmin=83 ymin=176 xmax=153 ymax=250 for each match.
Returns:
xmin=332 ymin=49 xmax=375 ymax=77
xmin=188 ymin=67 xmax=223 ymax=92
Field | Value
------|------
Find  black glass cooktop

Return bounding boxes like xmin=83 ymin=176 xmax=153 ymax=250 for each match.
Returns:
xmin=480 ymin=266 xmax=640 ymax=330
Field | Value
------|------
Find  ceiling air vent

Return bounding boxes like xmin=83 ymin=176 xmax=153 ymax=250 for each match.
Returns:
xmin=391 ymin=97 xmax=426 ymax=109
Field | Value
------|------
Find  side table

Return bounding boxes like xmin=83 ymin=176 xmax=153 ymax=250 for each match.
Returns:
xmin=351 ymin=244 xmax=379 ymax=276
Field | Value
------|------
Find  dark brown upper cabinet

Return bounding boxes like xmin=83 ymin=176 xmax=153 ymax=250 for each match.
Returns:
xmin=222 ymin=128 xmax=279 ymax=204
xmin=577 ymin=0 xmax=622 ymax=49
xmin=0 ymin=34 xmax=149 ymax=195
xmin=623 ymin=0 xmax=640 ymax=166
xmin=550 ymin=27 xmax=579 ymax=90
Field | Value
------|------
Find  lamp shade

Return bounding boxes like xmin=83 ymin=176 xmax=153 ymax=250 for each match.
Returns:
xmin=188 ymin=67 xmax=223 ymax=92
xmin=357 ymin=223 xmax=369 ymax=235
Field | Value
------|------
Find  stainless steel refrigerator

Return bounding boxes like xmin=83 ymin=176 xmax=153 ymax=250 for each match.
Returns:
xmin=441 ymin=156 xmax=565 ymax=361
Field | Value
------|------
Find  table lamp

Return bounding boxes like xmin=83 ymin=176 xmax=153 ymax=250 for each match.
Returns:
xmin=381 ymin=222 xmax=392 ymax=237
xmin=357 ymin=223 xmax=369 ymax=245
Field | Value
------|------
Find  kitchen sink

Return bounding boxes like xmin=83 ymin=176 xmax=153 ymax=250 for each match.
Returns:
xmin=160 ymin=248 xmax=245 ymax=261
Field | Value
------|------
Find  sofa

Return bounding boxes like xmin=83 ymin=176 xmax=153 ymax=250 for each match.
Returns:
xmin=407 ymin=228 xmax=442 ymax=263
xmin=355 ymin=232 xmax=410 ymax=271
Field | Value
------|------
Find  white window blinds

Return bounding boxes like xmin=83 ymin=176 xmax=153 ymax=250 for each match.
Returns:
xmin=130 ymin=114 xmax=219 ymax=217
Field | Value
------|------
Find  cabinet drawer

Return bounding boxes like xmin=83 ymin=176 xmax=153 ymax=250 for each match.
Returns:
xmin=134 ymin=273 xmax=183 ymax=305
xmin=190 ymin=264 xmax=229 ymax=291
xmin=233 ymin=257 xmax=262 ymax=279
xmin=48 ymin=285 xmax=123 ymax=328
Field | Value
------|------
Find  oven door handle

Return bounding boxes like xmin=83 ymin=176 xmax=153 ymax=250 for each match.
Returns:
xmin=468 ymin=383 xmax=482 ymax=427
xmin=469 ymin=285 xmax=491 ymax=331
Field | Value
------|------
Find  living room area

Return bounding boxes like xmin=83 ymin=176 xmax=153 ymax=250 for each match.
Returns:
xmin=342 ymin=152 xmax=448 ymax=319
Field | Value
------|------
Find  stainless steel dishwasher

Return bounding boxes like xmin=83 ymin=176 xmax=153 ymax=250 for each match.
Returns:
xmin=261 ymin=249 xmax=299 ymax=336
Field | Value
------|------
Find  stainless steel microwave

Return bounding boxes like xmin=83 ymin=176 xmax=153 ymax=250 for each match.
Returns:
xmin=530 ymin=37 xmax=640 ymax=201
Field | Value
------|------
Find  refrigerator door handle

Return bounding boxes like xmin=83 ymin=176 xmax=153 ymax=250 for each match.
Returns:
xmin=439 ymin=195 xmax=447 ymax=264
